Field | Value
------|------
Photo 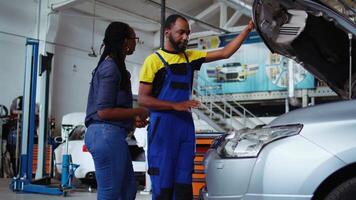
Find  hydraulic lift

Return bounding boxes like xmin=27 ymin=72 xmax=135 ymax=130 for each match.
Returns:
xmin=10 ymin=38 xmax=76 ymax=195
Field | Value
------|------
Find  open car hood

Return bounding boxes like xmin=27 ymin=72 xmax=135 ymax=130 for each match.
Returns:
xmin=252 ymin=0 xmax=356 ymax=99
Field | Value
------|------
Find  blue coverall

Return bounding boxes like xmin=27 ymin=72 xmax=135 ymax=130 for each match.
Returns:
xmin=148 ymin=52 xmax=195 ymax=200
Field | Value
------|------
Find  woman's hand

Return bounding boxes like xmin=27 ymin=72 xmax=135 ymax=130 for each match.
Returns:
xmin=134 ymin=116 xmax=148 ymax=128
xmin=134 ymin=107 xmax=149 ymax=128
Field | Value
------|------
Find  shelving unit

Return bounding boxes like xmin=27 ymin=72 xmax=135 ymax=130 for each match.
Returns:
xmin=193 ymin=133 xmax=223 ymax=199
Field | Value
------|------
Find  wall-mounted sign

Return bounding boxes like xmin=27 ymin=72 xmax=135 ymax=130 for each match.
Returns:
xmin=197 ymin=32 xmax=315 ymax=95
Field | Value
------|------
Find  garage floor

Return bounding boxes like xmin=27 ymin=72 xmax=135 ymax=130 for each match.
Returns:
xmin=0 ymin=179 xmax=152 ymax=200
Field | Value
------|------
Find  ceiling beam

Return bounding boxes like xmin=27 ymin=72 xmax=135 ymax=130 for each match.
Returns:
xmin=220 ymin=2 xmax=227 ymax=27
xmin=223 ymin=10 xmax=243 ymax=28
xmin=73 ymin=1 xmax=161 ymax=32
xmin=96 ymin=0 xmax=160 ymax=25
xmin=229 ymin=0 xmax=252 ymax=11
xmin=189 ymin=3 xmax=221 ymax=26
xmin=219 ymin=0 xmax=252 ymax=17
xmin=50 ymin=0 xmax=86 ymax=11
xmin=146 ymin=0 xmax=230 ymax=33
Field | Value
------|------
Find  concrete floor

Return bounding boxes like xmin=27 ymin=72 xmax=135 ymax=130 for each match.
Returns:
xmin=0 ymin=178 xmax=152 ymax=200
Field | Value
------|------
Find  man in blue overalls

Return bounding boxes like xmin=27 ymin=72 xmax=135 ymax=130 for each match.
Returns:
xmin=139 ymin=14 xmax=254 ymax=200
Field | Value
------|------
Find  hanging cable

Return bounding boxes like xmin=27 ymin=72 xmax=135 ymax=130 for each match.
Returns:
xmin=88 ymin=0 xmax=97 ymax=57
xmin=0 ymin=30 xmax=90 ymax=54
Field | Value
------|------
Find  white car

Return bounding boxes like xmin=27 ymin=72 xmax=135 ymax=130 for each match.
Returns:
xmin=54 ymin=112 xmax=96 ymax=186
xmin=217 ymin=62 xmax=246 ymax=82
xmin=54 ymin=112 xmax=147 ymax=187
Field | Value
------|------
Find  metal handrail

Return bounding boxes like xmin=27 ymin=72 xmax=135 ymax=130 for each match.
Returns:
xmin=232 ymin=101 xmax=265 ymax=124
xmin=193 ymin=73 xmax=263 ymax=128
xmin=210 ymin=102 xmax=245 ymax=127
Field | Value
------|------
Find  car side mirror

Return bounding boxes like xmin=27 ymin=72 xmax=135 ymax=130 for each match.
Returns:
xmin=54 ymin=136 xmax=64 ymax=144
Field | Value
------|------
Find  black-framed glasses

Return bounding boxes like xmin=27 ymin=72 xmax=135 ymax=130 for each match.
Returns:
xmin=129 ymin=37 xmax=140 ymax=43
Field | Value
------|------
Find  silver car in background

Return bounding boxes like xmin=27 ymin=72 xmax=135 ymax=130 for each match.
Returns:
xmin=201 ymin=0 xmax=356 ymax=199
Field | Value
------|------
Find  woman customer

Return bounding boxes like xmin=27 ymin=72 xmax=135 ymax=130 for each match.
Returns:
xmin=84 ymin=21 xmax=148 ymax=200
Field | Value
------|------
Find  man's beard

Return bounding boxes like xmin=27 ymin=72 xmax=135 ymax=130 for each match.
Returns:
xmin=169 ymin=34 xmax=187 ymax=52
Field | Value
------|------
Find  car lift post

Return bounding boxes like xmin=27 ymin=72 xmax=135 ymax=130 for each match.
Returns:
xmin=10 ymin=38 xmax=62 ymax=195
xmin=35 ymin=52 xmax=53 ymax=180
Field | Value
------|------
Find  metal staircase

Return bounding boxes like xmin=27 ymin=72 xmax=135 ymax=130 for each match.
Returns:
xmin=192 ymin=73 xmax=265 ymax=132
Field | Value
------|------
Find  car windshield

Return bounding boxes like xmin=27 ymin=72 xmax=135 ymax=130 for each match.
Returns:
xmin=223 ymin=63 xmax=241 ymax=67
xmin=319 ymin=0 xmax=356 ymax=22
xmin=69 ymin=125 xmax=86 ymax=141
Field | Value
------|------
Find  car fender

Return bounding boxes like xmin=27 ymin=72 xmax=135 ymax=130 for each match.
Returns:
xmin=246 ymin=135 xmax=345 ymax=197
xmin=300 ymin=121 xmax=356 ymax=164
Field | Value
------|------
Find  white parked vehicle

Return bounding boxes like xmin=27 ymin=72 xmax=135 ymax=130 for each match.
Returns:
xmin=54 ymin=112 xmax=147 ymax=187
xmin=54 ymin=112 xmax=96 ymax=186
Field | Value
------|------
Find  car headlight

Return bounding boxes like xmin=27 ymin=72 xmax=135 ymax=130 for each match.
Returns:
xmin=217 ymin=124 xmax=303 ymax=158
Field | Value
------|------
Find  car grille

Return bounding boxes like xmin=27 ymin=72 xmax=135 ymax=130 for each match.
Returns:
xmin=226 ymin=73 xmax=238 ymax=79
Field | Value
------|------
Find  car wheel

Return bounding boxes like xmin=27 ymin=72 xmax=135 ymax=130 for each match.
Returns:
xmin=324 ymin=177 xmax=356 ymax=200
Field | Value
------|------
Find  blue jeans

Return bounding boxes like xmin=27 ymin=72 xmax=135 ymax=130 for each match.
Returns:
xmin=85 ymin=123 xmax=137 ymax=200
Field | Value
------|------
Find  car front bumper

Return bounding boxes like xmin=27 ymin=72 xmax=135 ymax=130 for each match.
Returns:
xmin=201 ymin=149 xmax=256 ymax=200
xmin=200 ymin=135 xmax=345 ymax=200
xmin=200 ymin=186 xmax=244 ymax=200
xmin=200 ymin=186 xmax=312 ymax=200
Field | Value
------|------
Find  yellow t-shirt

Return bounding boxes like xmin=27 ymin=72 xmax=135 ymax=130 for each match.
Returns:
xmin=139 ymin=49 xmax=207 ymax=96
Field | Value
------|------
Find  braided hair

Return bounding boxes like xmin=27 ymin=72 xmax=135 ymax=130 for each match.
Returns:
xmin=97 ymin=21 xmax=131 ymax=90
